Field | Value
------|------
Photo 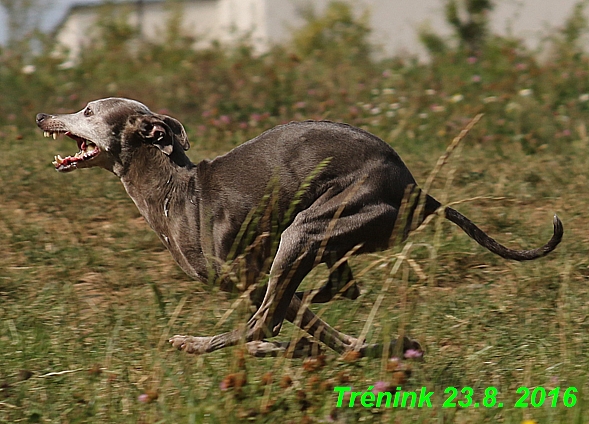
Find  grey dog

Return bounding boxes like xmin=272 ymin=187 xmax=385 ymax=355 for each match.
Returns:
xmin=36 ymin=98 xmax=563 ymax=356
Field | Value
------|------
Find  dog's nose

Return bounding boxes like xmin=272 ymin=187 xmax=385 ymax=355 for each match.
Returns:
xmin=36 ymin=113 xmax=49 ymax=125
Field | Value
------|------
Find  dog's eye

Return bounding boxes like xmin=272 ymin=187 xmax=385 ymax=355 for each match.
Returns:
xmin=84 ymin=107 xmax=93 ymax=117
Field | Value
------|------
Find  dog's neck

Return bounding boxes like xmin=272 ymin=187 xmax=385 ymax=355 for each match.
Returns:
xmin=119 ymin=146 xmax=209 ymax=281
xmin=120 ymin=144 xmax=192 ymax=197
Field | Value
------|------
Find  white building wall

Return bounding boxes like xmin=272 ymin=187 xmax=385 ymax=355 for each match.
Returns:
xmin=265 ymin=0 xmax=303 ymax=44
xmin=144 ymin=1 xmax=220 ymax=44
xmin=217 ymin=0 xmax=269 ymax=50
xmin=56 ymin=1 xmax=222 ymax=57
xmin=54 ymin=0 xmax=589 ymax=60
xmin=56 ymin=7 xmax=101 ymax=58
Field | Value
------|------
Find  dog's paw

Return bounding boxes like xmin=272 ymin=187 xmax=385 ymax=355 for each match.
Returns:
xmin=169 ymin=335 xmax=211 ymax=354
xmin=348 ymin=336 xmax=424 ymax=360
xmin=245 ymin=340 xmax=286 ymax=357
xmin=246 ymin=337 xmax=323 ymax=358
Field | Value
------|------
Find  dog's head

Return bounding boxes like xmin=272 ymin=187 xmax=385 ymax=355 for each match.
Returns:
xmin=36 ymin=97 xmax=190 ymax=175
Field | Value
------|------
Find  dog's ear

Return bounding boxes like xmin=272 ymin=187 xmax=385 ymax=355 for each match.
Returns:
xmin=128 ymin=114 xmax=190 ymax=155
xmin=154 ymin=113 xmax=190 ymax=152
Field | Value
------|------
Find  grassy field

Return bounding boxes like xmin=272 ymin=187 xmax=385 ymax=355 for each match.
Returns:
xmin=1 ymin=3 xmax=589 ymax=423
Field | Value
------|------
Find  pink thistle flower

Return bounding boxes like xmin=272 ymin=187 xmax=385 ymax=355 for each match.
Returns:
xmin=403 ymin=349 xmax=423 ymax=359
xmin=372 ymin=381 xmax=391 ymax=394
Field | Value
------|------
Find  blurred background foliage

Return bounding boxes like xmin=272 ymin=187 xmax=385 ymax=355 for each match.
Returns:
xmin=0 ymin=0 xmax=587 ymax=156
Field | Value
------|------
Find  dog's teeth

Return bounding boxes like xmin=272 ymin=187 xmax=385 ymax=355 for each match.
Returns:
xmin=52 ymin=132 xmax=57 ymax=140
xmin=44 ymin=131 xmax=50 ymax=138
xmin=86 ymin=144 xmax=95 ymax=152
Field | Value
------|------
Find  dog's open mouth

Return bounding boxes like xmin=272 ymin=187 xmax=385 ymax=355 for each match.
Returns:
xmin=43 ymin=131 xmax=100 ymax=172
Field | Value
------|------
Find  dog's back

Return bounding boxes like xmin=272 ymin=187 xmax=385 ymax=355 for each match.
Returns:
xmin=199 ymin=120 xmax=418 ymax=214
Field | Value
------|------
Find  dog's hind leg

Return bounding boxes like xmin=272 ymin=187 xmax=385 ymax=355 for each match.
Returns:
xmin=245 ymin=295 xmax=421 ymax=357
xmin=241 ymin=191 xmax=408 ymax=352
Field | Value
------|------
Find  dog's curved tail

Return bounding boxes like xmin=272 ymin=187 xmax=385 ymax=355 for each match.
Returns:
xmin=443 ymin=206 xmax=563 ymax=261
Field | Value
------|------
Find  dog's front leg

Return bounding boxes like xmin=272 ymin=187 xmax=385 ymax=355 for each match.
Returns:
xmin=169 ymin=334 xmax=214 ymax=354
xmin=170 ymin=226 xmax=315 ymax=355
xmin=169 ymin=329 xmax=244 ymax=354
xmin=169 ymin=291 xmax=285 ymax=354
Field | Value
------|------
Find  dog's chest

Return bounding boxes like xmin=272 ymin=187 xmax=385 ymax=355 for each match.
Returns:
xmin=125 ymin=182 xmax=208 ymax=281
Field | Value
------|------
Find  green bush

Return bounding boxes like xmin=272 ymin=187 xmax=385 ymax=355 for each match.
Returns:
xmin=290 ymin=1 xmax=373 ymax=64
